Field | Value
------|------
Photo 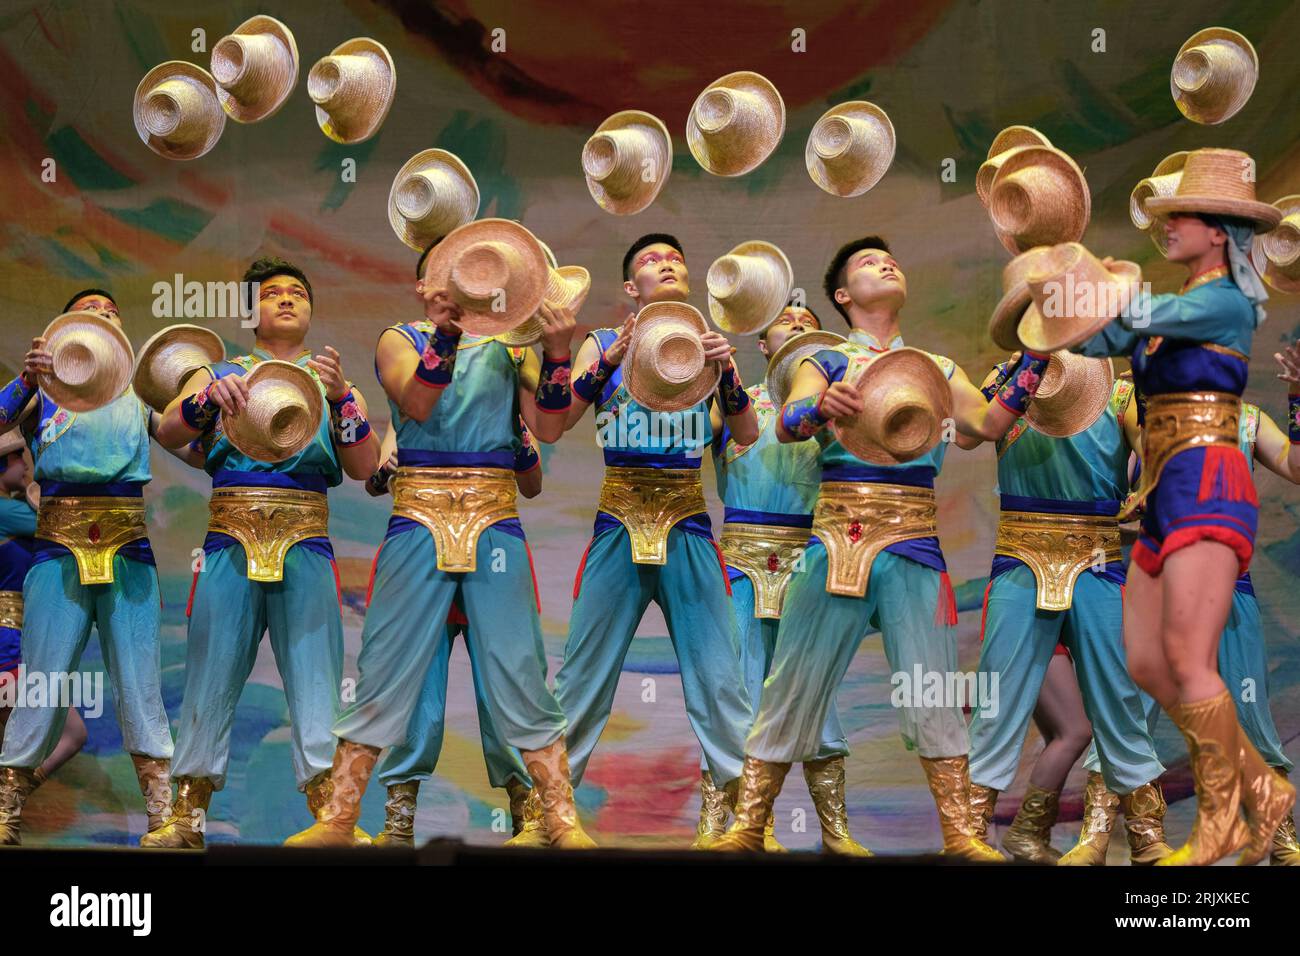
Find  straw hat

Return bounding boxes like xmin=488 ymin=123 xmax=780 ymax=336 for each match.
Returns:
xmin=1170 ymin=27 xmax=1258 ymax=125
xmin=987 ymin=246 xmax=1058 ymax=351
xmin=763 ymin=330 xmax=846 ymax=407
xmin=1016 ymin=243 xmax=1142 ymax=353
xmin=222 ymin=360 xmax=324 ymax=463
xmin=420 ymin=218 xmax=549 ymax=337
xmin=1144 ymin=147 xmax=1281 ymax=232
xmin=582 ymin=110 xmax=672 ymax=215
xmin=495 ymin=265 xmax=591 ymax=347
xmin=976 ymin=126 xmax=1053 ymax=206
xmin=707 ymin=240 xmax=793 ymax=335
xmin=832 ymin=348 xmax=953 ymax=465
xmin=133 ymin=61 xmax=227 ymax=160
xmin=1023 ymin=353 xmax=1115 ymax=437
xmin=132 ymin=324 xmax=226 ymax=413
xmin=210 ymin=15 xmax=299 ymax=123
xmin=686 ymin=71 xmax=785 ymax=177
xmin=0 ymin=429 xmax=24 ymax=458
xmin=988 ymin=144 xmax=1091 ymax=254
xmin=1251 ymin=195 xmax=1300 ymax=294
xmin=308 ymin=37 xmax=396 ymax=144
xmin=38 ymin=312 xmax=135 ymax=412
xmin=805 ymin=101 xmax=895 ymax=197
xmin=624 ymin=302 xmax=721 ymax=412
xmin=1129 ymin=151 xmax=1190 ymax=253
xmin=388 ymin=149 xmax=480 ymax=252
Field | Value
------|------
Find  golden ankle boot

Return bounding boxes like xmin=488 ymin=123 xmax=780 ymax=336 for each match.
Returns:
xmin=763 ymin=815 xmax=787 ymax=853
xmin=1237 ymin=741 xmax=1296 ymax=866
xmin=1121 ymin=780 xmax=1173 ymax=865
xmin=919 ymin=756 xmax=1003 ymax=861
xmin=285 ymin=740 xmax=380 ymax=848
xmin=712 ymin=756 xmax=791 ymax=852
xmin=690 ymin=770 xmax=731 ymax=850
xmin=968 ymin=784 xmax=998 ymax=844
xmin=1270 ymin=769 xmax=1299 ymax=866
xmin=505 ymin=777 xmax=529 ymax=835
xmin=503 ymin=788 xmax=550 ymax=847
xmin=521 ymin=738 xmax=596 ymax=849
xmin=373 ymin=781 xmax=419 ymax=847
xmin=140 ymin=776 xmax=213 ymax=849
xmin=0 ymin=766 xmax=40 ymax=846
xmin=1001 ymin=785 xmax=1062 ymax=864
xmin=1059 ymin=771 xmax=1118 ymax=865
xmin=803 ymin=757 xmax=870 ymax=856
xmin=305 ymin=767 xmax=373 ymax=846
xmin=130 ymin=754 xmax=173 ymax=838
xmin=1157 ymin=693 xmax=1250 ymax=866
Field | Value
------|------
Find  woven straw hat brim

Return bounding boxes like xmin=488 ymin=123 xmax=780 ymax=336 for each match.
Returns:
xmin=1024 ymin=354 xmax=1114 ymax=437
xmin=25 ymin=482 xmax=38 ymax=512
xmin=625 ymin=302 xmax=721 ymax=412
xmin=977 ymin=127 xmax=1053 ymax=205
xmin=39 ymin=312 xmax=135 ymax=413
xmin=0 ymin=429 xmax=25 ymax=458
xmin=1144 ymin=193 xmax=1281 ymax=233
xmin=422 ymin=218 xmax=549 ymax=337
xmin=1017 ymin=260 xmax=1142 ymax=353
xmin=805 ymin=100 xmax=896 ymax=198
xmin=763 ymin=330 xmax=846 ymax=408
xmin=212 ymin=15 xmax=299 ymax=123
xmin=1252 ymin=196 xmax=1300 ymax=293
xmin=707 ymin=240 xmax=793 ymax=335
xmin=832 ymin=348 xmax=952 ymax=465
xmin=989 ymin=145 xmax=1091 ymax=254
xmin=1170 ymin=27 xmax=1258 ymax=126
xmin=1129 ymin=151 xmax=1190 ymax=230
xmin=223 ymin=360 xmax=324 ymax=464
xmin=988 ymin=282 xmax=1035 ymax=351
xmin=686 ymin=71 xmax=786 ymax=177
xmin=496 ymin=265 xmax=592 ymax=347
xmin=133 ymin=324 xmax=226 ymax=412
xmin=387 ymin=148 xmax=480 ymax=252
xmin=133 ymin=61 xmax=227 ymax=160
xmin=584 ymin=110 xmax=672 ymax=215
xmin=311 ymin=37 xmax=396 ymax=145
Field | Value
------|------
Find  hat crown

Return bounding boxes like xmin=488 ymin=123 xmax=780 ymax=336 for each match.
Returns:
xmin=1263 ymin=214 xmax=1300 ymax=267
xmin=990 ymin=149 xmax=1088 ymax=248
xmin=582 ymin=129 xmax=651 ymax=189
xmin=211 ymin=34 xmax=281 ymax=95
xmin=854 ymin=366 xmax=938 ymax=459
xmin=1033 ymin=353 xmax=1069 ymax=401
xmin=248 ymin=379 xmax=314 ymax=452
xmin=1130 ymin=173 xmax=1183 ymax=228
xmin=142 ymin=78 xmax=206 ymax=141
xmin=1172 ymin=148 xmax=1259 ymax=203
xmin=811 ymin=114 xmax=876 ymax=175
xmin=1002 ymin=246 xmax=1053 ymax=295
xmin=450 ymin=241 xmax=521 ymax=309
xmin=309 ymin=50 xmax=385 ymax=113
xmin=1026 ymin=242 xmax=1093 ymax=301
xmin=51 ymin=331 xmax=113 ymax=388
xmin=642 ymin=325 xmax=705 ymax=388
xmin=695 ymin=87 xmax=743 ymax=133
xmin=1173 ymin=38 xmax=1250 ymax=96
xmin=396 ymin=165 xmax=466 ymax=222
xmin=707 ymin=252 xmax=776 ymax=304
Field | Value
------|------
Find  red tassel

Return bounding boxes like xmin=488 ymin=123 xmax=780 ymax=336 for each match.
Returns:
xmin=712 ymin=540 xmax=733 ymax=596
xmin=1197 ymin=446 xmax=1259 ymax=506
xmin=572 ymin=539 xmax=594 ymax=599
xmin=978 ymin=579 xmax=994 ymax=642
xmin=524 ymin=541 xmax=542 ymax=614
xmin=185 ymin=569 xmax=200 ymax=619
xmin=365 ymin=544 xmax=383 ymax=608
xmin=935 ymin=571 xmax=958 ymax=627
xmin=330 ymin=559 xmax=343 ymax=610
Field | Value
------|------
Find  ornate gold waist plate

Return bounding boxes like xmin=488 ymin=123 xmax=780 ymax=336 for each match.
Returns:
xmin=392 ymin=467 xmax=518 ymax=573
xmin=36 ymin=496 xmax=147 ymax=586
xmin=719 ymin=522 xmax=813 ymax=619
xmin=597 ymin=466 xmax=707 ymax=565
xmin=812 ymin=481 xmax=937 ymax=597
xmin=994 ymin=510 xmax=1121 ymax=612
xmin=207 ymin=487 xmax=330 ymax=582
xmin=1128 ymin=391 xmax=1240 ymax=517
xmin=0 ymin=590 xmax=22 ymax=630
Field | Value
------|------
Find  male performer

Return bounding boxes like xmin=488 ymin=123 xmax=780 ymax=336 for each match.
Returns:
xmin=145 ymin=257 xmax=379 ymax=847
xmin=715 ymin=238 xmax=1050 ymax=855
xmin=551 ymin=233 xmax=756 ymax=838
xmin=288 ymin=235 xmax=592 ymax=848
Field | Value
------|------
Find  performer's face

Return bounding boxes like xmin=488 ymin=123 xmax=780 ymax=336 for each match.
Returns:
xmin=255 ymin=274 xmax=312 ymax=340
xmin=1162 ymin=213 xmax=1225 ymax=264
xmin=0 ymin=451 xmax=25 ymax=494
xmin=835 ymin=247 xmax=906 ymax=313
xmin=68 ymin=293 xmax=121 ymax=328
xmin=759 ymin=307 xmax=820 ymax=358
xmin=624 ymin=243 xmax=688 ymax=305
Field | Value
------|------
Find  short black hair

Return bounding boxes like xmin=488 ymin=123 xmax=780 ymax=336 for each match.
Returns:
xmin=242 ymin=256 xmax=313 ymax=310
xmin=416 ymin=238 xmax=445 ymax=281
xmin=62 ymin=288 xmax=116 ymax=313
xmin=623 ymin=233 xmax=684 ymax=281
xmin=823 ymin=236 xmax=891 ymax=322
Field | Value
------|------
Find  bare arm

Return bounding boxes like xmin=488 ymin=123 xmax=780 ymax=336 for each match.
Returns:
xmin=1254 ymin=411 xmax=1300 ymax=484
xmin=149 ymin=409 xmax=206 ymax=468
xmin=949 ymin=363 xmax=1024 ymax=442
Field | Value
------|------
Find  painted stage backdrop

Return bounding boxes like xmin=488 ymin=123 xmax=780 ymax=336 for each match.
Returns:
xmin=1 ymin=0 xmax=1298 ymax=855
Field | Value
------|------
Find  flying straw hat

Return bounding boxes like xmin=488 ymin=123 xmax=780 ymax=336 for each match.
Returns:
xmin=38 ymin=312 xmax=135 ymax=412
xmin=222 ymin=360 xmax=324 ymax=463
xmin=1016 ymin=243 xmax=1142 ymax=353
xmin=988 ymin=144 xmax=1091 ymax=254
xmin=210 ymin=15 xmax=299 ymax=123
xmin=987 ymin=246 xmax=1058 ymax=351
xmin=1129 ymin=151 xmax=1190 ymax=254
xmin=1143 ymin=147 xmax=1281 ymax=232
xmin=420 ymin=218 xmax=549 ymax=337
xmin=1023 ymin=353 xmax=1115 ymax=437
xmin=133 ymin=60 xmax=227 ymax=160
xmin=805 ymin=100 xmax=895 ymax=198
xmin=686 ymin=71 xmax=785 ymax=177
xmin=832 ymin=348 xmax=953 ymax=465
xmin=707 ymin=240 xmax=793 ymax=335
xmin=582 ymin=110 xmax=672 ymax=215
xmin=1251 ymin=194 xmax=1300 ymax=294
xmin=624 ymin=301 xmax=721 ymax=412
xmin=388 ymin=148 xmax=480 ymax=252
xmin=495 ymin=265 xmax=591 ymax=347
xmin=132 ymin=324 xmax=226 ymax=413
xmin=976 ymin=126 xmax=1053 ymax=206
xmin=308 ymin=37 xmax=396 ymax=144
xmin=763 ymin=330 xmax=846 ymax=407
xmin=1170 ymin=27 xmax=1258 ymax=125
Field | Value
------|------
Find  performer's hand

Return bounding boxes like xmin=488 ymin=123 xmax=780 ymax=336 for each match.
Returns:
xmin=22 ymin=337 xmax=53 ymax=384
xmin=700 ymin=330 xmax=733 ymax=367
xmin=603 ymin=314 xmax=637 ymax=366
xmin=537 ymin=301 xmax=576 ymax=359
xmin=422 ymin=289 xmax=464 ymax=333
xmin=1276 ymin=341 xmax=1300 ymax=395
xmin=208 ymin=373 xmax=251 ymax=417
xmin=818 ymin=381 xmax=866 ymax=420
xmin=366 ymin=452 xmax=397 ymax=497
xmin=309 ymin=346 xmax=349 ymax=402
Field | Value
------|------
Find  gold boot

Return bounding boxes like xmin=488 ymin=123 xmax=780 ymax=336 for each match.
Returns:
xmin=284 ymin=740 xmax=380 ymax=848
xmin=503 ymin=788 xmax=550 ymax=847
xmin=1121 ymin=780 xmax=1173 ymax=865
xmin=305 ymin=768 xmax=373 ymax=846
xmin=712 ymin=756 xmax=791 ymax=852
xmin=763 ymin=815 xmax=787 ymax=853
xmin=968 ymin=784 xmax=998 ymax=844
xmin=1271 ymin=768 xmax=1299 ymax=866
xmin=1001 ymin=785 xmax=1062 ymax=864
xmin=0 ymin=766 xmax=40 ymax=846
xmin=690 ymin=770 xmax=731 ymax=850
xmin=139 ymin=776 xmax=213 ymax=849
xmin=803 ymin=757 xmax=870 ymax=856
xmin=130 ymin=754 xmax=173 ymax=838
xmin=520 ymin=738 xmax=596 ymax=849
xmin=1058 ymin=771 xmax=1118 ymax=865
xmin=373 ymin=781 xmax=418 ymax=847
xmin=1157 ymin=693 xmax=1250 ymax=866
xmin=919 ymin=756 xmax=1003 ymax=861
xmin=1237 ymin=740 xmax=1296 ymax=866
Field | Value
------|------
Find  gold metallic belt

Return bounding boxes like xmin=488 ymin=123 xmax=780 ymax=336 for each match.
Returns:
xmin=597 ymin=466 xmax=708 ymax=565
xmin=207 ymin=487 xmax=330 ymax=583
xmin=392 ymin=467 xmax=518 ymax=573
xmin=813 ymin=481 xmax=938 ymax=597
xmin=36 ymin=496 xmax=147 ymax=586
xmin=0 ymin=591 xmax=21 ymax=630
xmin=1128 ymin=391 xmax=1241 ymax=517
xmin=719 ymin=522 xmax=813 ymax=619
xmin=994 ymin=511 xmax=1122 ymax=612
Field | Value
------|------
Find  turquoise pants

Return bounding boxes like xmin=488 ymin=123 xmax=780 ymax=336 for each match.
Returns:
xmin=171 ymin=544 xmax=343 ymax=790
xmin=1218 ymin=589 xmax=1290 ymax=770
xmin=0 ymin=554 xmax=171 ymax=767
